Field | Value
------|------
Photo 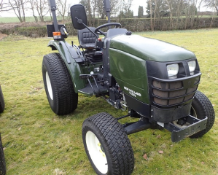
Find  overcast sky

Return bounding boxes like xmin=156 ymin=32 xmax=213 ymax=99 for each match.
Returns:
xmin=0 ymin=0 xmax=211 ymax=17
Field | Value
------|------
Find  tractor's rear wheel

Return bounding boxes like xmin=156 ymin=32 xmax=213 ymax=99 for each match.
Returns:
xmin=190 ymin=91 xmax=215 ymax=138
xmin=0 ymin=85 xmax=5 ymax=113
xmin=82 ymin=112 xmax=134 ymax=175
xmin=42 ymin=53 xmax=78 ymax=115
xmin=0 ymin=134 xmax=6 ymax=175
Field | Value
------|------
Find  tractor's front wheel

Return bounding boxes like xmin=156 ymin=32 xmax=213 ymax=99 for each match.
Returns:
xmin=42 ymin=53 xmax=78 ymax=115
xmin=0 ymin=85 xmax=5 ymax=113
xmin=0 ymin=134 xmax=6 ymax=175
xmin=82 ymin=112 xmax=134 ymax=175
xmin=190 ymin=91 xmax=215 ymax=138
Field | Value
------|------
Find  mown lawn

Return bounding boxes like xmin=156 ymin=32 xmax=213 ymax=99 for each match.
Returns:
xmin=0 ymin=15 xmax=217 ymax=23
xmin=0 ymin=29 xmax=218 ymax=175
xmin=0 ymin=17 xmax=61 ymax=23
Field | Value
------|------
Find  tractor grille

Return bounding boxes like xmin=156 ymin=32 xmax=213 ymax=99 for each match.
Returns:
xmin=151 ymin=76 xmax=200 ymax=107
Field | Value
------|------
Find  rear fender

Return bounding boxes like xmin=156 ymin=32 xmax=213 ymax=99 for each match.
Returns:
xmin=48 ymin=40 xmax=85 ymax=92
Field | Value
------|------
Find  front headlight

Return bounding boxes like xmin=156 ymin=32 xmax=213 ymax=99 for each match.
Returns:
xmin=188 ymin=61 xmax=196 ymax=75
xmin=167 ymin=64 xmax=179 ymax=79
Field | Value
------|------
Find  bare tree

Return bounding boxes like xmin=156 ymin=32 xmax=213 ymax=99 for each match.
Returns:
xmin=0 ymin=0 xmax=2 ymax=9
xmin=95 ymin=0 xmax=119 ymax=19
xmin=96 ymin=0 xmax=104 ymax=19
xmin=204 ymin=0 xmax=218 ymax=15
xmin=80 ymin=0 xmax=93 ymax=24
xmin=166 ymin=0 xmax=174 ymax=29
xmin=28 ymin=0 xmax=38 ymax=22
xmin=123 ymin=0 xmax=133 ymax=14
xmin=80 ymin=0 xmax=120 ymax=21
xmin=35 ymin=0 xmax=49 ymax=22
xmin=118 ymin=0 xmax=133 ymax=18
xmin=91 ymin=0 xmax=96 ymax=19
xmin=153 ymin=0 xmax=157 ymax=29
xmin=0 ymin=0 xmax=13 ymax=12
xmin=181 ymin=0 xmax=197 ymax=29
xmin=174 ymin=0 xmax=187 ymax=29
xmin=111 ymin=0 xmax=119 ymax=15
xmin=196 ymin=0 xmax=204 ymax=12
xmin=8 ymin=0 xmax=27 ymax=22
xmin=149 ymin=0 xmax=154 ymax=30
xmin=56 ymin=0 xmax=68 ymax=21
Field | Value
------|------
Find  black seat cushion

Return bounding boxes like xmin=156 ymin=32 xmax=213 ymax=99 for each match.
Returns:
xmin=78 ymin=27 xmax=98 ymax=48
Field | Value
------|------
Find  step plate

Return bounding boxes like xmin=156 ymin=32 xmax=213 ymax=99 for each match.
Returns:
xmin=78 ymin=83 xmax=108 ymax=96
xmin=171 ymin=117 xmax=207 ymax=142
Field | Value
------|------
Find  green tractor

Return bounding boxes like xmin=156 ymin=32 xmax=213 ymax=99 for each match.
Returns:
xmin=0 ymin=85 xmax=6 ymax=175
xmin=43 ymin=0 xmax=215 ymax=174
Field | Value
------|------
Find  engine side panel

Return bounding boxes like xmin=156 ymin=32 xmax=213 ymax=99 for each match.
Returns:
xmin=109 ymin=48 xmax=150 ymax=104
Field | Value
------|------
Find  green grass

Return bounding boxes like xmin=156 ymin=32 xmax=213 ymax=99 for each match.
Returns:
xmin=0 ymin=15 xmax=217 ymax=23
xmin=0 ymin=16 xmax=65 ymax=23
xmin=0 ymin=29 xmax=218 ymax=175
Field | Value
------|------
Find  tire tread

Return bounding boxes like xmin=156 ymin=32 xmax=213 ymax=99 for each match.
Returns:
xmin=84 ymin=112 xmax=134 ymax=175
xmin=190 ymin=91 xmax=215 ymax=138
xmin=0 ymin=86 xmax=5 ymax=113
xmin=42 ymin=53 xmax=78 ymax=115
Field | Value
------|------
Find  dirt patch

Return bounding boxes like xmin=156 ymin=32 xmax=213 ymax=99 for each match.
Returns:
xmin=0 ymin=32 xmax=7 ymax=40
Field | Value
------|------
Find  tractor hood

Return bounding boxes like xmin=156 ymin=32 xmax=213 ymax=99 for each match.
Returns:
xmin=109 ymin=35 xmax=195 ymax=62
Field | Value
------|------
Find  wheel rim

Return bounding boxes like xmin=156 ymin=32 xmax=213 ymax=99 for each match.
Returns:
xmin=86 ymin=131 xmax=108 ymax=174
xmin=46 ymin=72 xmax=53 ymax=100
xmin=190 ymin=106 xmax=197 ymax=118
xmin=173 ymin=106 xmax=198 ymax=128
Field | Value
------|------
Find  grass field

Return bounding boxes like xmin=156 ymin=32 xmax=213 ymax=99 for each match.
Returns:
xmin=0 ymin=15 xmax=217 ymax=23
xmin=0 ymin=29 xmax=218 ymax=175
xmin=0 ymin=16 xmax=64 ymax=23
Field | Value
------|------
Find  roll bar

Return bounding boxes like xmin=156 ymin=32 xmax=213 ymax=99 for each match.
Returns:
xmin=47 ymin=0 xmax=59 ymax=32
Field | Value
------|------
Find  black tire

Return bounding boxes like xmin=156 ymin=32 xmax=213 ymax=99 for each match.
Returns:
xmin=0 ymin=85 xmax=5 ymax=113
xmin=42 ymin=53 xmax=78 ymax=115
xmin=190 ymin=91 xmax=215 ymax=138
xmin=82 ymin=112 xmax=134 ymax=175
xmin=0 ymin=134 xmax=6 ymax=175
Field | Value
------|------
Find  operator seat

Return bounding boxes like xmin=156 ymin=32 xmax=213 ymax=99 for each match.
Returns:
xmin=78 ymin=27 xmax=102 ymax=62
xmin=78 ymin=27 xmax=98 ymax=49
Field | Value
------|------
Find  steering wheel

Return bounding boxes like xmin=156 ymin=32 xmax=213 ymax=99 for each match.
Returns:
xmin=95 ymin=22 xmax=122 ymax=36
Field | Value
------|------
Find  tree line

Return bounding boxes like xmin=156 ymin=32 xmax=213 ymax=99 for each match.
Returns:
xmin=145 ymin=0 xmax=218 ymax=30
xmin=0 ymin=0 xmax=68 ymax=22
xmin=0 ymin=0 xmax=217 ymax=24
